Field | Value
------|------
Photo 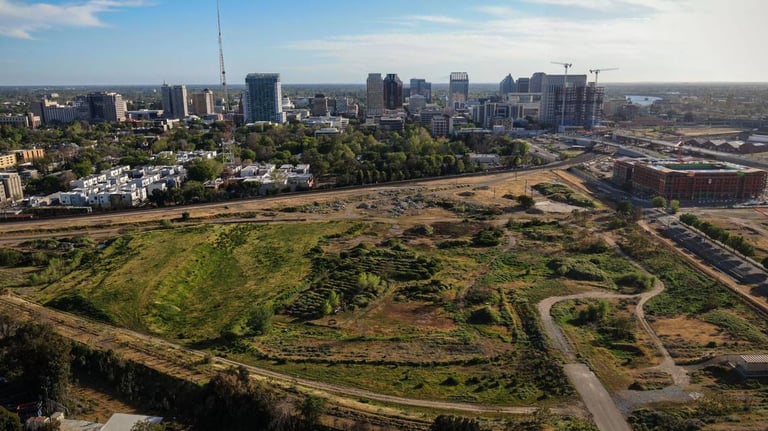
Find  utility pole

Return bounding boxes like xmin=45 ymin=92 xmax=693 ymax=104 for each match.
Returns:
xmin=551 ymin=61 xmax=572 ymax=134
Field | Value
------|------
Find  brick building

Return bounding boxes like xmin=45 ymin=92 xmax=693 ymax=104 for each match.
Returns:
xmin=613 ymin=158 xmax=767 ymax=202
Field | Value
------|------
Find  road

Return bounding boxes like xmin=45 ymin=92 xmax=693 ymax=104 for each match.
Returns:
xmin=537 ymin=266 xmax=691 ymax=431
xmin=0 ymin=294 xmax=584 ymax=419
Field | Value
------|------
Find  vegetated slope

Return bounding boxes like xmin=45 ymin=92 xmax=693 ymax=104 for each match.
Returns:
xmin=26 ymin=214 xmax=660 ymax=405
xmin=36 ymin=222 xmax=353 ymax=341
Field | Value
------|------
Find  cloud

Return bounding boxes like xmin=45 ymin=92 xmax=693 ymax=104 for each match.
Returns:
xmin=402 ymin=15 xmax=462 ymax=24
xmin=0 ymin=0 xmax=145 ymax=39
xmin=280 ymin=0 xmax=766 ymax=82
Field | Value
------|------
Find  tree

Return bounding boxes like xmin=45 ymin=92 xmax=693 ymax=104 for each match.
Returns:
xmin=430 ymin=415 xmax=482 ymax=431
xmin=321 ymin=299 xmax=332 ymax=316
xmin=185 ymin=158 xmax=223 ymax=182
xmin=668 ymin=199 xmax=680 ymax=214
xmin=71 ymin=159 xmax=93 ymax=179
xmin=247 ymin=302 xmax=274 ymax=335
xmin=298 ymin=395 xmax=325 ymax=429
xmin=516 ymin=194 xmax=535 ymax=209
xmin=0 ymin=407 xmax=22 ymax=431
xmin=651 ymin=196 xmax=666 ymax=208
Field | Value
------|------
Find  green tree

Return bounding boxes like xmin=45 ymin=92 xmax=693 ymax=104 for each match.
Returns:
xmin=321 ymin=299 xmax=332 ymax=316
xmin=668 ymin=199 xmax=680 ymax=214
xmin=298 ymin=395 xmax=325 ymax=429
xmin=651 ymin=196 xmax=666 ymax=208
xmin=430 ymin=415 xmax=482 ymax=431
xmin=516 ymin=194 xmax=535 ymax=209
xmin=247 ymin=302 xmax=274 ymax=335
xmin=0 ymin=407 xmax=22 ymax=431
xmin=185 ymin=158 xmax=223 ymax=182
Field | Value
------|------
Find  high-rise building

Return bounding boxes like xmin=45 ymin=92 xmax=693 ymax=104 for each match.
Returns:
xmin=87 ymin=92 xmax=126 ymax=123
xmin=529 ymin=72 xmax=545 ymax=93
xmin=383 ymin=74 xmax=403 ymax=110
xmin=540 ymin=75 xmax=604 ymax=129
xmin=449 ymin=72 xmax=469 ymax=108
xmin=0 ymin=172 xmax=23 ymax=203
xmin=366 ymin=73 xmax=384 ymax=117
xmin=191 ymin=89 xmax=215 ymax=115
xmin=244 ymin=73 xmax=285 ymax=124
xmin=311 ymin=94 xmax=329 ymax=116
xmin=516 ymin=78 xmax=530 ymax=93
xmin=499 ymin=74 xmax=515 ymax=95
xmin=409 ymin=78 xmax=432 ymax=102
xmin=161 ymin=84 xmax=189 ymax=119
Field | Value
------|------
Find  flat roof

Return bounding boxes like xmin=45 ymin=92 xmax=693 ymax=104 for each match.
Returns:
xmin=740 ymin=354 xmax=768 ymax=363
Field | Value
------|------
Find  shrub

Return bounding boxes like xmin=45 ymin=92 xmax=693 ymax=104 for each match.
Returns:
xmin=468 ymin=306 xmax=502 ymax=325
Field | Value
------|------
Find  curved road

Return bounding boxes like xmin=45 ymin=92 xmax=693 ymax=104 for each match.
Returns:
xmin=537 ymin=276 xmax=689 ymax=431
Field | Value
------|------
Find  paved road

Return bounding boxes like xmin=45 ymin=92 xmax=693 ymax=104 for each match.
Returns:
xmin=564 ymin=364 xmax=632 ymax=431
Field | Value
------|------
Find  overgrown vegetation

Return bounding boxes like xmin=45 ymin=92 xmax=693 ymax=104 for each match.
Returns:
xmin=679 ymin=213 xmax=755 ymax=257
xmin=532 ymin=183 xmax=595 ymax=208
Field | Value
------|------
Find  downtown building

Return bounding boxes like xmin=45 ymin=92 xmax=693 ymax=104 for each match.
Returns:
xmin=409 ymin=78 xmax=432 ymax=102
xmin=86 ymin=92 xmax=126 ymax=123
xmin=449 ymin=72 xmax=469 ymax=109
xmin=613 ymin=158 xmax=768 ymax=202
xmin=539 ymin=75 xmax=604 ymax=129
xmin=383 ymin=74 xmax=403 ymax=110
xmin=191 ymin=89 xmax=215 ymax=116
xmin=244 ymin=73 xmax=285 ymax=124
xmin=499 ymin=74 xmax=515 ymax=95
xmin=161 ymin=84 xmax=189 ymax=119
xmin=366 ymin=73 xmax=384 ymax=118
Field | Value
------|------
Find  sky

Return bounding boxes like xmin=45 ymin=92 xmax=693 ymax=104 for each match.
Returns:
xmin=0 ymin=0 xmax=765 ymax=85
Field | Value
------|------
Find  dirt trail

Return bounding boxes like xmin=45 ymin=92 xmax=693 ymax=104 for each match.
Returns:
xmin=0 ymin=294 xmax=584 ymax=419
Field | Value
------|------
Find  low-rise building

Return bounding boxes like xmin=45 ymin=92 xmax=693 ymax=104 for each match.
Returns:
xmin=734 ymin=354 xmax=768 ymax=378
xmin=613 ymin=158 xmax=768 ymax=202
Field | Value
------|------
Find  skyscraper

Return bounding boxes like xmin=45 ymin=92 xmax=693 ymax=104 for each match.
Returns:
xmin=449 ymin=72 xmax=469 ymax=108
xmin=516 ymin=78 xmax=531 ymax=93
xmin=409 ymin=78 xmax=432 ymax=102
xmin=161 ymin=84 xmax=189 ymax=119
xmin=244 ymin=73 xmax=285 ymax=124
xmin=383 ymin=74 xmax=403 ymax=109
xmin=86 ymin=92 xmax=125 ymax=123
xmin=366 ymin=73 xmax=384 ymax=117
xmin=191 ymin=89 xmax=215 ymax=115
xmin=529 ymin=72 xmax=546 ymax=93
xmin=540 ymin=74 xmax=603 ymax=129
xmin=499 ymin=74 xmax=515 ymax=95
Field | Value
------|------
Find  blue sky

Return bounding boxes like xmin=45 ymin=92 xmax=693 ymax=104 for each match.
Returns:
xmin=0 ymin=0 xmax=765 ymax=85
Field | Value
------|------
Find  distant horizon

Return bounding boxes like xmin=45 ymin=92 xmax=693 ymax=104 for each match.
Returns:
xmin=2 ymin=81 xmax=768 ymax=89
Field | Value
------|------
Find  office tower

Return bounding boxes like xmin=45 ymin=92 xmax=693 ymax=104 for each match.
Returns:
xmin=516 ymin=78 xmax=530 ymax=93
xmin=86 ymin=92 xmax=125 ymax=122
xmin=540 ymin=74 xmax=605 ymax=128
xmin=161 ymin=84 xmax=189 ymax=119
xmin=529 ymin=72 xmax=545 ymax=93
xmin=0 ymin=172 xmax=23 ymax=202
xmin=191 ymin=88 xmax=215 ymax=115
xmin=244 ymin=73 xmax=285 ymax=123
xmin=449 ymin=72 xmax=469 ymax=108
xmin=383 ymin=74 xmax=403 ymax=110
xmin=408 ymin=94 xmax=426 ymax=113
xmin=366 ymin=73 xmax=384 ymax=117
xmin=410 ymin=78 xmax=432 ymax=102
xmin=499 ymin=74 xmax=515 ymax=95
xmin=311 ymin=94 xmax=329 ymax=116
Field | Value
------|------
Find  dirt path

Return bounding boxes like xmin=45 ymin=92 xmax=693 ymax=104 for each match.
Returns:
xmin=0 ymin=293 xmax=584 ymax=421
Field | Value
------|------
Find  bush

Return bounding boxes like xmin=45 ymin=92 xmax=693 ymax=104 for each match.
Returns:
xmin=468 ymin=306 xmax=502 ymax=325
xmin=473 ymin=227 xmax=504 ymax=247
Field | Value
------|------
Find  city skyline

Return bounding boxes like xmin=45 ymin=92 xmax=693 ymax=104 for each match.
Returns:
xmin=0 ymin=0 xmax=765 ymax=85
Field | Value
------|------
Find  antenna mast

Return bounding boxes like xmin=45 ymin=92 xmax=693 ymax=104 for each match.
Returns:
xmin=216 ymin=0 xmax=228 ymax=112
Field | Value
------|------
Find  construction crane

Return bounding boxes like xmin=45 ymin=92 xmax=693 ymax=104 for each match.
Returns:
xmin=551 ymin=61 xmax=572 ymax=133
xmin=216 ymin=0 xmax=228 ymax=113
xmin=588 ymin=67 xmax=617 ymax=128
xmin=589 ymin=67 xmax=618 ymax=86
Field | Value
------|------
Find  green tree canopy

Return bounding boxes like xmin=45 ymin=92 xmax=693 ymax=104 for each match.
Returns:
xmin=185 ymin=158 xmax=223 ymax=182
